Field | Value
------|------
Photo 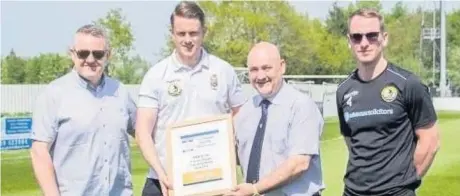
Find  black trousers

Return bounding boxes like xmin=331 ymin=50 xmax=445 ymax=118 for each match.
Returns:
xmin=343 ymin=185 xmax=417 ymax=196
xmin=142 ymin=178 xmax=163 ymax=196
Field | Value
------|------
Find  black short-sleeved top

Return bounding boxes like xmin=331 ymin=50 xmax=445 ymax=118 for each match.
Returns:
xmin=336 ymin=63 xmax=437 ymax=194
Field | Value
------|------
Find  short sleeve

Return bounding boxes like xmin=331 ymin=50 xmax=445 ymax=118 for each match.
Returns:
xmin=31 ymin=87 xmax=58 ymax=143
xmin=404 ymin=76 xmax=437 ymax=130
xmin=287 ymin=98 xmax=324 ymax=156
xmin=336 ymin=91 xmax=351 ymax=136
xmin=226 ymin=68 xmax=247 ymax=108
xmin=137 ymin=70 xmax=161 ymax=109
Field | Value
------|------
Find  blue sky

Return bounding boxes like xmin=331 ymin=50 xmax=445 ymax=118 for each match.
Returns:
xmin=2 ymin=1 xmax=459 ymax=64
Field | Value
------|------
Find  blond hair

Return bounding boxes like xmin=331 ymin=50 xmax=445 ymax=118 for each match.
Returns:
xmin=348 ymin=8 xmax=385 ymax=32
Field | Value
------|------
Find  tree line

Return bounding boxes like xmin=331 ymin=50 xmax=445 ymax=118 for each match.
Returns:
xmin=2 ymin=1 xmax=460 ymax=89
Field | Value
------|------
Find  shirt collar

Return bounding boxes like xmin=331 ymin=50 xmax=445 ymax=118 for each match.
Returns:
xmin=71 ymin=68 xmax=106 ymax=91
xmin=171 ymin=47 xmax=209 ymax=72
xmin=254 ymin=80 xmax=287 ymax=106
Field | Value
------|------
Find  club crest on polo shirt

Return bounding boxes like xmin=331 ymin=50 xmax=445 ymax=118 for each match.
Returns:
xmin=381 ymin=84 xmax=398 ymax=102
xmin=167 ymin=79 xmax=182 ymax=96
xmin=210 ymin=73 xmax=218 ymax=90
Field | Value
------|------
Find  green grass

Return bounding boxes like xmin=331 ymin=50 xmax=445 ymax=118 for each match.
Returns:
xmin=1 ymin=111 xmax=459 ymax=196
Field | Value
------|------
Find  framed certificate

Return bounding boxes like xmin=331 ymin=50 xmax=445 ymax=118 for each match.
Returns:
xmin=166 ymin=114 xmax=237 ymax=196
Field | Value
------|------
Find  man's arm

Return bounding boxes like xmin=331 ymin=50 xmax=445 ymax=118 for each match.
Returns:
xmin=414 ymin=122 xmax=440 ymax=177
xmin=227 ymin=67 xmax=247 ymax=116
xmin=29 ymin=88 xmax=59 ymax=196
xmin=255 ymin=98 xmax=323 ymax=194
xmin=30 ymin=142 xmax=60 ymax=196
xmin=253 ymin=155 xmax=311 ymax=194
xmin=405 ymin=76 xmax=440 ymax=178
xmin=135 ymin=71 xmax=171 ymax=191
xmin=135 ymin=108 xmax=166 ymax=179
xmin=126 ymin=94 xmax=137 ymax=138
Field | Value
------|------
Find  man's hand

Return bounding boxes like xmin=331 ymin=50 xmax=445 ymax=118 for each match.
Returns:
xmin=158 ymin=173 xmax=173 ymax=196
xmin=224 ymin=183 xmax=256 ymax=196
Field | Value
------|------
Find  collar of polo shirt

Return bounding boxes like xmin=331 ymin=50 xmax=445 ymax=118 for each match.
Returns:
xmin=171 ymin=47 xmax=210 ymax=72
xmin=254 ymin=80 xmax=287 ymax=106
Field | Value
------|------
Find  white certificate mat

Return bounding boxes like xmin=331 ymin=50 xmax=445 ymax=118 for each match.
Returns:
xmin=166 ymin=114 xmax=237 ymax=196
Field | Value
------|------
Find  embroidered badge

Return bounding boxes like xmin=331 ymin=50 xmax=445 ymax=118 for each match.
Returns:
xmin=381 ymin=84 xmax=398 ymax=102
xmin=210 ymin=74 xmax=218 ymax=90
xmin=167 ymin=80 xmax=182 ymax=96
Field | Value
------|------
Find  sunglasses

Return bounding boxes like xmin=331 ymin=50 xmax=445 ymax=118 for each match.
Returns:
xmin=349 ymin=32 xmax=380 ymax=43
xmin=72 ymin=49 xmax=107 ymax=60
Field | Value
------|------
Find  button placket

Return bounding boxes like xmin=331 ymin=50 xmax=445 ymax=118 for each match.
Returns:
xmin=98 ymin=100 xmax=111 ymax=192
xmin=103 ymin=149 xmax=110 ymax=193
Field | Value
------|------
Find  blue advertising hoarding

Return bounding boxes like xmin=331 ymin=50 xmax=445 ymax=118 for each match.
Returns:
xmin=1 ymin=117 xmax=32 ymax=150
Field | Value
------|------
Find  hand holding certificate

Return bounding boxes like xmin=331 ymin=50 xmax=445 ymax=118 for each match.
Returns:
xmin=166 ymin=114 xmax=237 ymax=196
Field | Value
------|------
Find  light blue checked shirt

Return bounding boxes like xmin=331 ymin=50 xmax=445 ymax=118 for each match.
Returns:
xmin=234 ymin=82 xmax=325 ymax=196
xmin=31 ymin=70 xmax=136 ymax=196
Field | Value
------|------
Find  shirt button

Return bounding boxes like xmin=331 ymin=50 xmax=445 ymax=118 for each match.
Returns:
xmin=105 ymin=159 xmax=107 ymax=162
xmin=102 ymin=124 xmax=105 ymax=128
xmin=100 ymin=108 xmax=103 ymax=111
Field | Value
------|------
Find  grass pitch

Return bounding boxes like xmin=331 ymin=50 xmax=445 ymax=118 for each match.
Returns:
xmin=1 ymin=111 xmax=459 ymax=196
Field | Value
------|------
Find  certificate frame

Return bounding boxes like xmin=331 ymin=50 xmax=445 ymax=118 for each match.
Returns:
xmin=165 ymin=114 xmax=237 ymax=196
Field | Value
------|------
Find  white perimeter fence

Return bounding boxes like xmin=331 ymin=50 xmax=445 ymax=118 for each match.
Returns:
xmin=1 ymin=84 xmax=460 ymax=118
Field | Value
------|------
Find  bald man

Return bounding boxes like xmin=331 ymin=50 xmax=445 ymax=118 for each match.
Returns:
xmin=226 ymin=42 xmax=325 ymax=196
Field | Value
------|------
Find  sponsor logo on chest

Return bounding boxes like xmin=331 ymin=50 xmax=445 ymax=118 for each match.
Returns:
xmin=343 ymin=84 xmax=399 ymax=123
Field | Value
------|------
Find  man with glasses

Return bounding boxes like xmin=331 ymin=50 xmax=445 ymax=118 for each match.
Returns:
xmin=135 ymin=1 xmax=246 ymax=196
xmin=336 ymin=8 xmax=440 ymax=196
xmin=30 ymin=24 xmax=136 ymax=196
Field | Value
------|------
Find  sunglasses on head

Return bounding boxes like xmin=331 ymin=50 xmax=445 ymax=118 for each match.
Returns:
xmin=72 ymin=49 xmax=107 ymax=60
xmin=349 ymin=32 xmax=380 ymax=43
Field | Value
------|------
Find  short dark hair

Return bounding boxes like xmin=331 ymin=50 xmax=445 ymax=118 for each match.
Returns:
xmin=170 ymin=1 xmax=205 ymax=28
